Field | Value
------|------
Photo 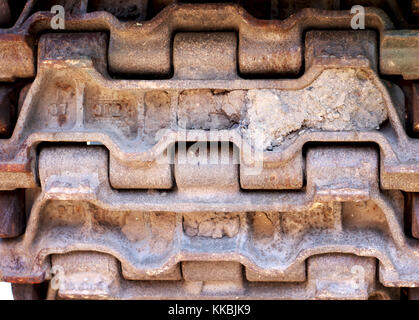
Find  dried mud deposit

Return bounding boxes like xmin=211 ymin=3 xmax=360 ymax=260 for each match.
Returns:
xmin=241 ymin=69 xmax=388 ymax=149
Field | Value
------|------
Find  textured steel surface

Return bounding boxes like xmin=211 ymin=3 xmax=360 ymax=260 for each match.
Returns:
xmin=0 ymin=2 xmax=418 ymax=80
xmin=0 ymin=30 xmax=418 ymax=193
xmin=380 ymin=30 xmax=419 ymax=79
xmin=0 ymin=86 xmax=13 ymax=138
xmin=410 ymin=193 xmax=419 ymax=238
xmin=413 ymin=82 xmax=419 ymax=133
xmin=0 ymin=0 xmax=11 ymax=27
xmin=0 ymin=190 xmax=25 ymax=238
xmin=0 ymin=1 xmax=418 ymax=300
xmin=46 ymin=251 xmax=399 ymax=299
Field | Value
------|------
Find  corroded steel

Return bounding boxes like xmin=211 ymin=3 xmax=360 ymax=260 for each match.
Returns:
xmin=0 ymin=190 xmax=25 ymax=238
xmin=413 ymin=82 xmax=419 ymax=133
xmin=0 ymin=1 xmax=418 ymax=300
xmin=0 ymin=31 xmax=418 ymax=192
xmin=0 ymin=3 xmax=417 ymax=80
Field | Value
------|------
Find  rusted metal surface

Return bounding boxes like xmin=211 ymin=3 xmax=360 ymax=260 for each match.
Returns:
xmin=0 ymin=2 xmax=418 ymax=300
xmin=48 ymin=252 xmax=399 ymax=299
xmin=409 ymin=193 xmax=419 ymax=238
xmin=182 ymin=261 xmax=243 ymax=282
xmin=2 ymin=3 xmax=418 ymax=80
xmin=0 ymin=34 xmax=34 ymax=82
xmin=0 ymin=86 xmax=13 ymax=138
xmin=0 ymin=31 xmax=418 ymax=193
xmin=413 ymin=82 xmax=419 ymax=133
xmin=0 ymin=0 xmax=11 ymax=27
xmin=89 ymin=0 xmax=148 ymax=21
xmin=380 ymin=30 xmax=419 ymax=80
xmin=173 ymin=32 xmax=237 ymax=80
xmin=50 ymin=251 xmax=120 ymax=299
xmin=0 ymin=190 xmax=25 ymax=238
xmin=0 ymin=144 xmax=415 ymax=294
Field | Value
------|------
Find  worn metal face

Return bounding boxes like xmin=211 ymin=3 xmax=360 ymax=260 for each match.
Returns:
xmin=1 ymin=30 xmax=418 ymax=192
xmin=0 ymin=2 xmax=418 ymax=80
xmin=1 ymin=145 xmax=407 ymax=299
xmin=0 ymin=1 xmax=418 ymax=300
